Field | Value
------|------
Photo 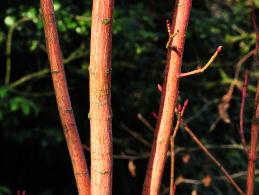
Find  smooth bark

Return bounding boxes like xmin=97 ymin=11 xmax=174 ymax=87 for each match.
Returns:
xmin=41 ymin=1 xmax=90 ymax=194
xmin=89 ymin=0 xmax=114 ymax=194
xmin=142 ymin=1 xmax=192 ymax=194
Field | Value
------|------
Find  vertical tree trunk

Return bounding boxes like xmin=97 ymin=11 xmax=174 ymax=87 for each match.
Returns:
xmin=89 ymin=0 xmax=114 ymax=195
xmin=40 ymin=1 xmax=90 ymax=195
xmin=142 ymin=1 xmax=192 ymax=194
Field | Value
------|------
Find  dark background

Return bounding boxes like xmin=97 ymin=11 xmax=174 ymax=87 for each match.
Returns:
xmin=0 ymin=0 xmax=258 ymax=194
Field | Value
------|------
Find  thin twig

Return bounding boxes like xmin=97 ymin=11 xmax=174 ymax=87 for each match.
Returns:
xmin=121 ymin=122 xmax=151 ymax=148
xmin=7 ymin=39 xmax=85 ymax=90
xmin=180 ymin=46 xmax=222 ymax=78
xmin=218 ymin=169 xmax=259 ymax=180
xmin=5 ymin=17 xmax=33 ymax=84
xmin=239 ymin=70 xmax=249 ymax=154
xmin=137 ymin=113 xmax=155 ymax=133
xmin=170 ymin=99 xmax=188 ymax=195
xmin=170 ymin=112 xmax=181 ymax=195
xmin=181 ymin=121 xmax=245 ymax=195
xmin=8 ymin=68 xmax=49 ymax=88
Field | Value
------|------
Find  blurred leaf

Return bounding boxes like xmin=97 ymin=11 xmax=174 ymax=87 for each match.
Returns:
xmin=0 ymin=87 xmax=8 ymax=98
xmin=0 ymin=186 xmax=11 ymax=195
xmin=4 ymin=16 xmax=15 ymax=27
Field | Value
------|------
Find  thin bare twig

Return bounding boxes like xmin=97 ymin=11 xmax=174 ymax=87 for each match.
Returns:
xmin=180 ymin=46 xmax=222 ymax=78
xmin=8 ymin=68 xmax=49 ymax=88
xmin=5 ymin=17 xmax=33 ymax=84
xmin=170 ymin=99 xmax=188 ymax=195
xmin=170 ymin=111 xmax=181 ymax=195
xmin=137 ymin=113 xmax=155 ymax=133
xmin=181 ymin=121 xmax=245 ymax=195
xmin=239 ymin=70 xmax=249 ymax=154
xmin=121 ymin=122 xmax=151 ymax=148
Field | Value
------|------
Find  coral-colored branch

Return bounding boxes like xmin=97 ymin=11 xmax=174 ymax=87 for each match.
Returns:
xmin=180 ymin=46 xmax=222 ymax=78
xmin=170 ymin=99 xmax=188 ymax=195
xmin=142 ymin=1 xmax=192 ymax=194
xmin=246 ymin=83 xmax=259 ymax=195
xmin=246 ymin=4 xmax=259 ymax=195
xmin=170 ymin=135 xmax=177 ymax=195
xmin=89 ymin=0 xmax=114 ymax=194
xmin=239 ymin=70 xmax=249 ymax=154
xmin=40 ymin=1 xmax=90 ymax=195
xmin=170 ymin=107 xmax=181 ymax=195
xmin=181 ymin=121 xmax=245 ymax=195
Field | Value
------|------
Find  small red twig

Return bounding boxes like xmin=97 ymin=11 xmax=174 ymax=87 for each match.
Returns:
xmin=166 ymin=19 xmax=172 ymax=35
xmin=165 ymin=19 xmax=179 ymax=49
xmin=239 ymin=70 xmax=249 ymax=155
xmin=151 ymin=112 xmax=158 ymax=120
xmin=170 ymin=99 xmax=188 ymax=195
xmin=157 ymin=83 xmax=163 ymax=93
xmin=180 ymin=46 xmax=222 ymax=78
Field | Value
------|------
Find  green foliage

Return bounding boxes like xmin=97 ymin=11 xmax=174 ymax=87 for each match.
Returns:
xmin=0 ymin=186 xmax=11 ymax=195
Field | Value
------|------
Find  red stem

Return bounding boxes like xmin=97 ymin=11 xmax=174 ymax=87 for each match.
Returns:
xmin=246 ymin=79 xmax=259 ymax=195
xmin=239 ymin=70 xmax=249 ymax=154
xmin=89 ymin=0 xmax=114 ymax=194
xmin=40 ymin=1 xmax=90 ymax=194
xmin=246 ymin=5 xmax=259 ymax=195
xmin=142 ymin=1 xmax=192 ymax=194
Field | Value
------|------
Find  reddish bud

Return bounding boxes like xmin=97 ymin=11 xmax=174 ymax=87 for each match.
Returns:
xmin=166 ymin=19 xmax=171 ymax=34
xmin=177 ymin=104 xmax=182 ymax=113
xmin=181 ymin=99 xmax=189 ymax=116
xmin=217 ymin=46 xmax=222 ymax=53
xmin=183 ymin=99 xmax=189 ymax=108
xmin=152 ymin=112 xmax=158 ymax=120
xmin=157 ymin=84 xmax=163 ymax=93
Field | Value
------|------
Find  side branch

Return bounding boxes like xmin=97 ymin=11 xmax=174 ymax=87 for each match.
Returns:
xmin=170 ymin=99 xmax=188 ymax=195
xmin=180 ymin=46 xmax=222 ymax=78
xmin=239 ymin=70 xmax=249 ymax=154
xmin=181 ymin=121 xmax=245 ymax=195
